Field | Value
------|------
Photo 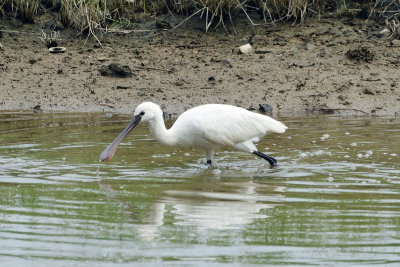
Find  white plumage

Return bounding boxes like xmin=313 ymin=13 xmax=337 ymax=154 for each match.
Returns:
xmin=100 ymin=102 xmax=287 ymax=167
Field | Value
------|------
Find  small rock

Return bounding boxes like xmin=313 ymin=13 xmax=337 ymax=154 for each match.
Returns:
xmin=33 ymin=105 xmax=42 ymax=113
xmin=304 ymin=43 xmax=315 ymax=50
xmin=239 ymin=43 xmax=253 ymax=54
xmin=220 ymin=58 xmax=233 ymax=68
xmin=173 ymin=78 xmax=186 ymax=86
xmin=155 ymin=15 xmax=178 ymax=29
xmin=251 ymin=35 xmax=268 ymax=43
xmin=390 ymin=39 xmax=400 ymax=47
xmin=255 ymin=48 xmax=272 ymax=54
xmin=296 ymin=80 xmax=306 ymax=90
xmin=116 ymin=85 xmax=132 ymax=89
xmin=99 ymin=63 xmax=134 ymax=78
xmin=378 ymin=28 xmax=390 ymax=37
xmin=259 ymin=104 xmax=273 ymax=114
xmin=362 ymin=88 xmax=374 ymax=95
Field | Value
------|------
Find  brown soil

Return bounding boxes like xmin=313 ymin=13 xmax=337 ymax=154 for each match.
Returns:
xmin=1 ymin=13 xmax=399 ymax=117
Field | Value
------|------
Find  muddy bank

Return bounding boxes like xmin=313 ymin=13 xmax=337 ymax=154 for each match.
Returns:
xmin=1 ymin=14 xmax=399 ymax=117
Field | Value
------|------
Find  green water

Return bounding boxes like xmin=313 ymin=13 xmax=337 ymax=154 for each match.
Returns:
xmin=0 ymin=112 xmax=399 ymax=266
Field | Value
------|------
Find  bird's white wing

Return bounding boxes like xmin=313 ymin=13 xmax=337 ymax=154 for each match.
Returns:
xmin=176 ymin=104 xmax=287 ymax=147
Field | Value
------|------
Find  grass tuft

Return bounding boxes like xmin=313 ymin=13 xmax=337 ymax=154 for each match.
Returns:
xmin=17 ymin=0 xmax=39 ymax=22
xmin=0 ymin=0 xmax=399 ymax=41
xmin=39 ymin=29 xmax=60 ymax=48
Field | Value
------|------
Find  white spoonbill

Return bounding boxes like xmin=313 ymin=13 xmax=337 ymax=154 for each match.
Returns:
xmin=100 ymin=102 xmax=287 ymax=167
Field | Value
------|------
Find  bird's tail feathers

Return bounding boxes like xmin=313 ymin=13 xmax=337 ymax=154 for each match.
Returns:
xmin=263 ymin=116 xmax=288 ymax=134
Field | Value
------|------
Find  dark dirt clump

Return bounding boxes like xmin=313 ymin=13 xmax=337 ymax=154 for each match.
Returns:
xmin=99 ymin=63 xmax=135 ymax=78
xmin=345 ymin=47 xmax=375 ymax=63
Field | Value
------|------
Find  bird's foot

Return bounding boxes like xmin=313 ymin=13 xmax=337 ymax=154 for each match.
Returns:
xmin=253 ymin=151 xmax=277 ymax=168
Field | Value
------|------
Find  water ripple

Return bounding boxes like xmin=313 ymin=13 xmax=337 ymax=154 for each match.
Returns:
xmin=0 ymin=113 xmax=400 ymax=265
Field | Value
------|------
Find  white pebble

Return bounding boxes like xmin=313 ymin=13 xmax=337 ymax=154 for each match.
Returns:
xmin=351 ymin=143 xmax=357 ymax=147
xmin=212 ymin=169 xmax=221 ymax=175
xmin=327 ymin=177 xmax=334 ymax=182
xmin=320 ymin=134 xmax=330 ymax=141
xmin=364 ymin=150 xmax=373 ymax=158
xmin=151 ymin=154 xmax=171 ymax=158
xmin=299 ymin=152 xmax=309 ymax=158
xmin=184 ymin=153 xmax=191 ymax=156
xmin=390 ymin=153 xmax=397 ymax=156
xmin=357 ymin=153 xmax=363 ymax=158
xmin=345 ymin=132 xmax=350 ymax=135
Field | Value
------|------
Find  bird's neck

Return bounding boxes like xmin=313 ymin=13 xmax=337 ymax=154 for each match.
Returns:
xmin=148 ymin=117 xmax=176 ymax=146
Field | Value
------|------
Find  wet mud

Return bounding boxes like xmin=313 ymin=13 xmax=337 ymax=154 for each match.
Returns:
xmin=0 ymin=14 xmax=399 ymax=117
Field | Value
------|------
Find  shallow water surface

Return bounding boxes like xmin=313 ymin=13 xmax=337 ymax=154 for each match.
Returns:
xmin=0 ymin=112 xmax=399 ymax=266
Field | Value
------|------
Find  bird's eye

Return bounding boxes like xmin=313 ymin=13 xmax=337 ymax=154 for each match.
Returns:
xmin=140 ymin=111 xmax=145 ymax=116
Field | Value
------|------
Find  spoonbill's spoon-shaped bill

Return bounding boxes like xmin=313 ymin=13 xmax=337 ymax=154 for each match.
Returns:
xmin=100 ymin=102 xmax=287 ymax=167
xmin=100 ymin=114 xmax=141 ymax=161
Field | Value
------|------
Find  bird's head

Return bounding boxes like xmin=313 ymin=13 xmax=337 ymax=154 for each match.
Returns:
xmin=133 ymin=102 xmax=163 ymax=122
xmin=100 ymin=102 xmax=161 ymax=162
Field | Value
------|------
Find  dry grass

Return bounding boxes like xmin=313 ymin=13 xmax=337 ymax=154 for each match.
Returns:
xmin=262 ymin=0 xmax=310 ymax=24
xmin=60 ymin=0 xmax=107 ymax=40
xmin=16 ymin=0 xmax=39 ymax=22
xmin=1 ymin=0 xmax=399 ymax=40
xmin=0 ymin=0 xmax=8 ymax=15
xmin=162 ymin=0 xmax=311 ymax=32
xmin=1 ymin=0 xmax=39 ymax=21
xmin=39 ymin=29 xmax=60 ymax=48
xmin=369 ymin=0 xmax=400 ymax=38
xmin=386 ymin=17 xmax=399 ymax=38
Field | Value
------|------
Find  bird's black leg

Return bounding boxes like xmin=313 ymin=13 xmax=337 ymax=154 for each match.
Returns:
xmin=206 ymin=159 xmax=212 ymax=165
xmin=253 ymin=151 xmax=277 ymax=168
